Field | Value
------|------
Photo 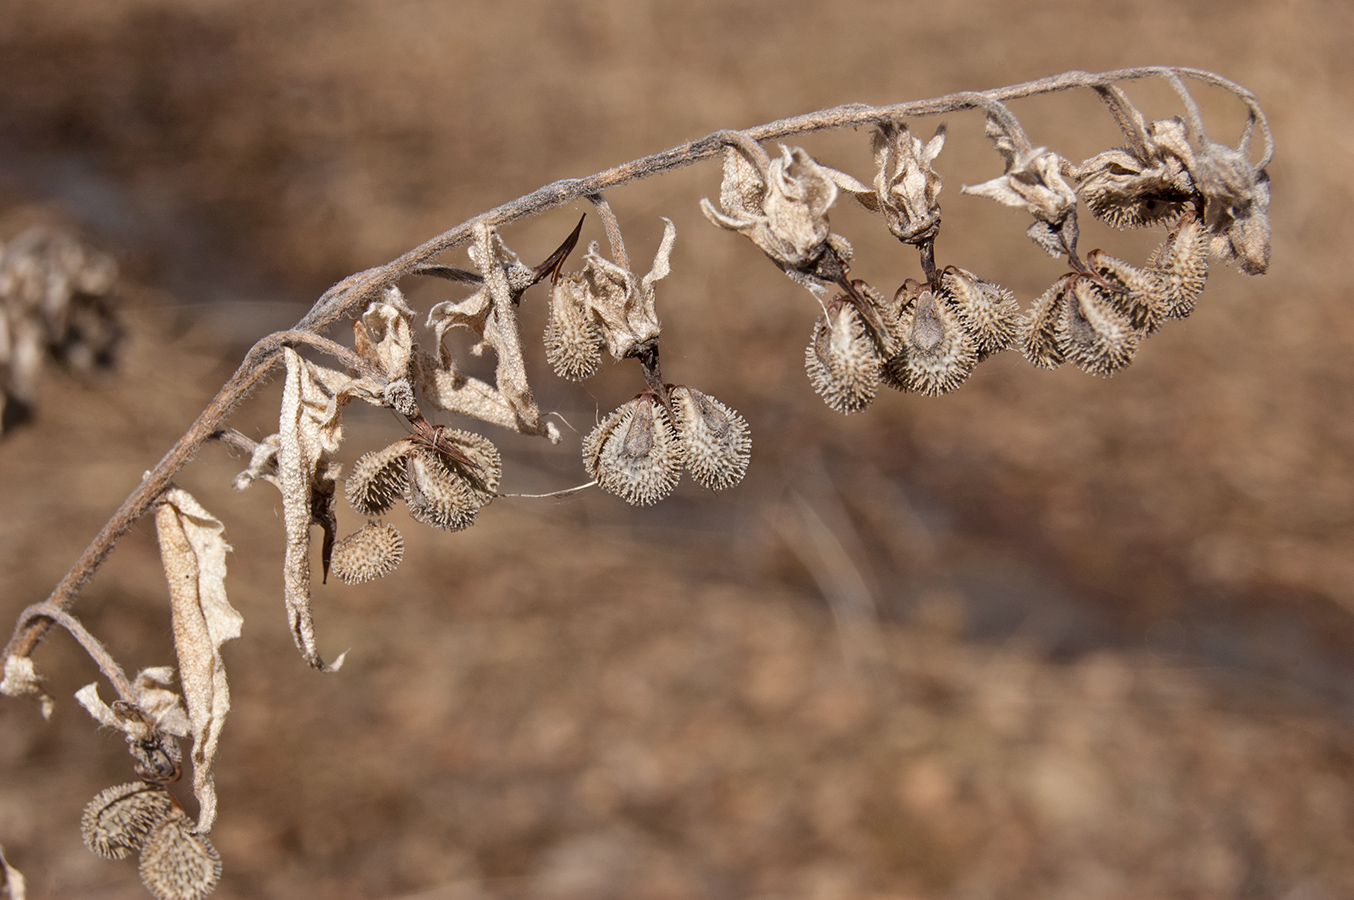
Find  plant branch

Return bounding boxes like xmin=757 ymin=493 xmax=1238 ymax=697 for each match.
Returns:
xmin=4 ymin=66 xmax=1269 ymax=668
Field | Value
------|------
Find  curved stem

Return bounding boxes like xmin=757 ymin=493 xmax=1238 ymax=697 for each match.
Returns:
xmin=4 ymin=66 xmax=1270 ymax=667
xmin=13 ymin=603 xmax=133 ymax=703
xmin=2 ymin=331 xmax=364 ymax=662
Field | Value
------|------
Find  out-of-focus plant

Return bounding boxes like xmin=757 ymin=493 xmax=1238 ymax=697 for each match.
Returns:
xmin=0 ymin=226 xmax=119 ymax=432
xmin=0 ymin=67 xmax=1271 ymax=899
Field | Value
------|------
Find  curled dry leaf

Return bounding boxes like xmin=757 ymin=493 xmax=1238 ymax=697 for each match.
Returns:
xmin=421 ymin=225 xmax=559 ymax=441
xmin=156 ymin=487 xmax=241 ymax=833
xmin=277 ymin=347 xmax=347 ymax=672
xmin=0 ymin=654 xmax=54 ymax=720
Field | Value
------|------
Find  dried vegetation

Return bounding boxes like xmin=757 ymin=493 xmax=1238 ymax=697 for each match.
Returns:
xmin=1 ymin=2 xmax=1352 ymax=899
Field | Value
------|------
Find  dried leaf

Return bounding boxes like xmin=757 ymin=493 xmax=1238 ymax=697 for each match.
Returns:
xmin=359 ymin=286 xmax=416 ymax=384
xmin=0 ymin=654 xmax=54 ymax=719
xmin=422 ymin=225 xmax=560 ymax=441
xmin=156 ymin=488 xmax=241 ymax=833
xmin=277 ymin=347 xmax=346 ymax=672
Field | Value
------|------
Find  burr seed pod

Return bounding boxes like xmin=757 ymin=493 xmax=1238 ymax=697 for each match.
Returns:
xmin=81 ymin=783 xmax=175 ymax=861
xmin=584 ymin=396 xmax=683 ymax=506
xmin=404 ymin=430 xmax=502 ymax=531
xmin=544 ymin=272 xmax=604 ymax=381
xmin=671 ymin=386 xmax=751 ymax=491
xmin=330 ymin=522 xmax=405 ymax=584
xmin=138 ymin=810 xmax=222 ymax=900
xmin=1019 ymin=275 xmax=1075 ymax=370
xmin=1058 ymin=276 xmax=1140 ymax=376
xmin=346 ymin=439 xmax=413 ymax=517
xmin=940 ymin=266 xmax=1019 ymax=358
xmin=436 ymin=428 xmax=503 ymax=503
xmin=1087 ymin=250 xmax=1168 ymax=333
xmin=804 ymin=301 xmax=880 ymax=414
xmin=1147 ymin=216 xmax=1209 ymax=320
xmin=884 ymin=287 xmax=978 ymax=396
xmin=404 ymin=449 xmax=480 ymax=531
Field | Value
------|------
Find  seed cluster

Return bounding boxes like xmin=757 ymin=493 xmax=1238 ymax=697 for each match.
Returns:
xmin=82 ymin=783 xmax=220 ymax=900
xmin=583 ymin=386 xmax=752 ymax=505
xmin=700 ymin=72 xmax=1267 ymax=415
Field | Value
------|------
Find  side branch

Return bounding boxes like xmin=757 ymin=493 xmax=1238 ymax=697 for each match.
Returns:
xmin=1 ymin=331 xmax=352 ymax=662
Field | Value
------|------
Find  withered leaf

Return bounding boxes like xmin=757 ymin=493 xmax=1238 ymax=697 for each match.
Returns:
xmin=155 ymin=487 xmax=241 ymax=833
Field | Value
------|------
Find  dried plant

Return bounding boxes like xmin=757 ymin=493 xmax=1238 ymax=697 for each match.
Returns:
xmin=0 ymin=67 xmax=1272 ymax=897
xmin=0 ymin=225 xmax=119 ymax=432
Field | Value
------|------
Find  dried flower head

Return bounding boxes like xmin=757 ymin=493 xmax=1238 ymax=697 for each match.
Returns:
xmin=670 ymin=386 xmax=751 ymax=491
xmin=1077 ymin=140 xmax=1193 ymax=230
xmin=573 ymin=219 xmax=675 ymax=361
xmin=420 ymin=224 xmax=561 ymax=441
xmin=138 ymin=809 xmax=221 ymax=900
xmin=963 ymin=114 xmax=1079 ymax=234
xmin=584 ymin=396 xmax=683 ymax=505
xmin=701 ymin=140 xmax=852 ymax=283
xmin=81 ymin=783 xmax=176 ymax=861
xmin=940 ymin=266 xmax=1019 ymax=358
xmin=1057 ymin=276 xmax=1141 ymax=376
xmin=836 ymin=122 xmax=947 ymax=244
xmin=883 ymin=285 xmax=978 ymax=396
xmin=1019 ymin=275 xmax=1076 ymax=369
xmin=804 ymin=299 xmax=881 ymax=414
xmin=330 ymin=522 xmax=405 ymax=584
xmin=544 ymin=271 xmax=604 ymax=380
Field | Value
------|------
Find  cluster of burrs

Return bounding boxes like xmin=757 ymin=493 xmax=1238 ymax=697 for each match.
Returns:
xmin=545 ymin=197 xmax=751 ymax=505
xmin=224 ymin=200 xmax=754 ymax=678
xmin=700 ymin=72 xmax=1270 ymax=413
xmin=77 ymin=682 xmax=220 ymax=900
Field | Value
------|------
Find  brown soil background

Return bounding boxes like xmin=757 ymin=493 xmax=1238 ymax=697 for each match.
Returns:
xmin=2 ymin=1 xmax=1353 ymax=898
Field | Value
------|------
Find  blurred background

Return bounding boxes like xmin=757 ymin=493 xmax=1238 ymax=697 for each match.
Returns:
xmin=1 ymin=1 xmax=1352 ymax=898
